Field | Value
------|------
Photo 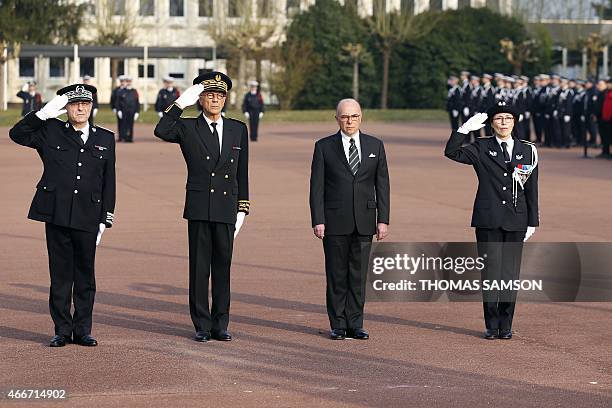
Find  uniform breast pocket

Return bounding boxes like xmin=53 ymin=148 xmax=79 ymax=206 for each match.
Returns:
xmin=34 ymin=183 xmax=56 ymax=215
xmin=47 ymin=142 xmax=68 ymax=163
xmin=91 ymin=150 xmax=108 ymax=161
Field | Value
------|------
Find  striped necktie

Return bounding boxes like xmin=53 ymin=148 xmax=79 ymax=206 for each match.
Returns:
xmin=348 ymin=138 xmax=360 ymax=176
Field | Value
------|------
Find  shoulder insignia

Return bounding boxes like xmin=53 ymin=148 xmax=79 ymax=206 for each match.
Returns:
xmin=94 ymin=125 xmax=115 ymax=135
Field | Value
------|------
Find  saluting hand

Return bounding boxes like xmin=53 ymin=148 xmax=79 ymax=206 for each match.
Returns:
xmin=313 ymin=224 xmax=325 ymax=239
xmin=35 ymin=94 xmax=68 ymax=121
xmin=175 ymin=84 xmax=204 ymax=109
xmin=458 ymin=112 xmax=488 ymax=135
xmin=376 ymin=223 xmax=388 ymax=241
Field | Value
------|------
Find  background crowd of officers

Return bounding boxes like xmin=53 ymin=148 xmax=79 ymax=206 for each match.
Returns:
xmin=447 ymin=71 xmax=612 ymax=158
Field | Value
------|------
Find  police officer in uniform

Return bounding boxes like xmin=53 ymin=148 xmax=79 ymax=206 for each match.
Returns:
xmin=445 ymin=101 xmax=539 ymax=340
xmin=557 ymin=77 xmax=574 ymax=148
xmin=480 ymin=74 xmax=496 ymax=136
xmin=17 ymin=81 xmax=43 ymax=116
xmin=242 ymin=80 xmax=265 ymax=142
xmin=155 ymin=76 xmax=181 ymax=118
xmin=585 ymin=78 xmax=600 ymax=147
xmin=446 ymin=75 xmax=462 ymax=131
xmin=154 ymin=72 xmax=249 ymax=342
xmin=115 ymin=76 xmax=140 ymax=143
xmin=9 ymin=84 xmax=116 ymax=347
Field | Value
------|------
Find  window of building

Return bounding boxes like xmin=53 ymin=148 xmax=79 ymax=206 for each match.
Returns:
xmin=138 ymin=63 xmax=155 ymax=78
xmin=140 ymin=0 xmax=155 ymax=16
xmin=19 ymin=57 xmax=35 ymax=77
xmin=400 ymin=0 xmax=414 ymax=15
xmin=199 ymin=0 xmax=213 ymax=16
xmin=286 ymin=0 xmax=300 ymax=17
xmin=167 ymin=59 xmax=186 ymax=79
xmin=80 ymin=57 xmax=95 ymax=77
xmin=49 ymin=58 xmax=65 ymax=78
xmin=109 ymin=59 xmax=126 ymax=77
xmin=258 ymin=0 xmax=271 ymax=17
xmin=113 ymin=0 xmax=125 ymax=15
xmin=169 ymin=0 xmax=184 ymax=16
xmin=429 ymin=0 xmax=442 ymax=11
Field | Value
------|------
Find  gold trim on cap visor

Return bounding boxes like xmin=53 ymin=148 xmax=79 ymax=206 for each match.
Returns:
xmin=201 ymin=78 xmax=228 ymax=92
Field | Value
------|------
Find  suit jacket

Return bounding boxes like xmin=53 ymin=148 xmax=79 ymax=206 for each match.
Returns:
xmin=310 ymin=132 xmax=390 ymax=236
xmin=154 ymin=104 xmax=249 ymax=224
xmin=9 ymin=113 xmax=116 ymax=233
xmin=445 ymin=131 xmax=539 ymax=231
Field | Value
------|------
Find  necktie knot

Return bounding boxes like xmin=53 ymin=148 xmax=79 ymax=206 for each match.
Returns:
xmin=349 ymin=138 xmax=355 ymax=145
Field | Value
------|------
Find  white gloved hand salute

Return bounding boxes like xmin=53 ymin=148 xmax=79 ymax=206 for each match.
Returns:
xmin=35 ymin=94 xmax=68 ymax=121
xmin=458 ymin=112 xmax=488 ymax=135
xmin=175 ymin=84 xmax=204 ymax=109
xmin=234 ymin=212 xmax=246 ymax=239
xmin=524 ymin=226 xmax=536 ymax=242
xmin=96 ymin=223 xmax=106 ymax=246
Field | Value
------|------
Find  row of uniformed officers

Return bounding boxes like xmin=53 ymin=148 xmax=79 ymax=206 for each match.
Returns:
xmin=447 ymin=71 xmax=612 ymax=158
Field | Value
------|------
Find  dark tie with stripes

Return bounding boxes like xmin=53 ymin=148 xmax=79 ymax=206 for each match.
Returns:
xmin=76 ymin=130 xmax=84 ymax=146
xmin=348 ymin=138 xmax=360 ymax=175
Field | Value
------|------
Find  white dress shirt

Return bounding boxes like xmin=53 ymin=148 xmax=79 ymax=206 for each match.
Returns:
xmin=203 ymin=114 xmax=223 ymax=153
xmin=496 ymin=135 xmax=514 ymax=160
xmin=341 ymin=130 xmax=361 ymax=163
xmin=73 ymin=124 xmax=90 ymax=144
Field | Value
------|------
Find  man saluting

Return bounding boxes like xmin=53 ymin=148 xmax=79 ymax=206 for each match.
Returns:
xmin=154 ymin=72 xmax=249 ymax=342
xmin=445 ymin=101 xmax=539 ymax=340
xmin=9 ymin=84 xmax=116 ymax=347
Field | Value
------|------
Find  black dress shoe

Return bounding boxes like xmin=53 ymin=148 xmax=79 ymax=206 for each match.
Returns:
xmin=484 ymin=329 xmax=499 ymax=340
xmin=74 ymin=334 xmax=98 ymax=347
xmin=211 ymin=330 xmax=232 ymax=341
xmin=347 ymin=328 xmax=369 ymax=340
xmin=499 ymin=329 xmax=512 ymax=339
xmin=194 ymin=331 xmax=211 ymax=342
xmin=49 ymin=335 xmax=71 ymax=347
xmin=330 ymin=329 xmax=346 ymax=340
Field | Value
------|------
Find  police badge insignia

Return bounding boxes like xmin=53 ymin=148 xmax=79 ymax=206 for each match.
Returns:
xmin=489 ymin=150 xmax=497 ymax=157
xmin=515 ymin=154 xmax=523 ymax=160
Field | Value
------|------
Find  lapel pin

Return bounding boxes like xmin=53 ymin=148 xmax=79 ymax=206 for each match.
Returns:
xmin=232 ymin=146 xmax=241 ymax=150
xmin=369 ymin=153 xmax=376 ymax=158
xmin=489 ymin=150 xmax=497 ymax=157
xmin=515 ymin=154 xmax=523 ymax=160
xmin=94 ymin=145 xmax=107 ymax=151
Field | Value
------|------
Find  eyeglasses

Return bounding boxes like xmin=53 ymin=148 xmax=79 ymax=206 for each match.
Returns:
xmin=493 ymin=116 xmax=514 ymax=123
xmin=338 ymin=114 xmax=361 ymax=122
xmin=201 ymin=92 xmax=226 ymax=100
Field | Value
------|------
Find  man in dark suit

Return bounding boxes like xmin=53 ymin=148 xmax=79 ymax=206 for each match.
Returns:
xmin=154 ymin=72 xmax=249 ymax=342
xmin=16 ymin=81 xmax=43 ymax=116
xmin=9 ymin=84 xmax=116 ymax=347
xmin=115 ymin=76 xmax=140 ymax=143
xmin=446 ymin=75 xmax=462 ymax=131
xmin=309 ymin=98 xmax=390 ymax=341
xmin=155 ymin=76 xmax=181 ymax=118
xmin=242 ymin=80 xmax=265 ymax=141
xmin=445 ymin=101 xmax=539 ymax=340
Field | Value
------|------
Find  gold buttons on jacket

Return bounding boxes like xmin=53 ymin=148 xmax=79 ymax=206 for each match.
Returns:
xmin=206 ymin=156 xmax=210 ymax=160
xmin=211 ymin=172 xmax=215 ymax=177
xmin=210 ymin=189 xmax=215 ymax=193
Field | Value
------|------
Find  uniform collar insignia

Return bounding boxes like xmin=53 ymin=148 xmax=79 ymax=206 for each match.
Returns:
xmin=516 ymin=154 xmax=523 ymax=160
xmin=489 ymin=150 xmax=498 ymax=157
xmin=94 ymin=145 xmax=107 ymax=151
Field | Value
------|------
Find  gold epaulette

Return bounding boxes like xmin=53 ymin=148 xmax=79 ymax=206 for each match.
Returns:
xmin=238 ymin=200 xmax=250 ymax=214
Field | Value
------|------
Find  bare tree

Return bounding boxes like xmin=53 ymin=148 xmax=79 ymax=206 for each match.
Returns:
xmin=207 ymin=0 xmax=279 ymax=108
xmin=585 ymin=33 xmax=605 ymax=77
xmin=367 ymin=0 xmax=439 ymax=109
xmin=92 ymin=0 xmax=134 ymax=93
xmin=339 ymin=43 xmax=368 ymax=101
xmin=500 ymin=38 xmax=540 ymax=74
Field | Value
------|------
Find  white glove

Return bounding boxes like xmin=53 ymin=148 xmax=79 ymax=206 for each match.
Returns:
xmin=134 ymin=112 xmax=139 ymax=121
xmin=259 ymin=112 xmax=263 ymax=119
xmin=580 ymin=115 xmax=585 ymax=122
xmin=463 ymin=107 xmax=469 ymax=117
xmin=458 ymin=112 xmax=488 ymax=135
xmin=563 ymin=115 xmax=570 ymax=123
xmin=234 ymin=212 xmax=246 ymax=239
xmin=157 ymin=111 xmax=163 ymax=118
xmin=175 ymin=84 xmax=204 ymax=109
xmin=553 ymin=110 xmax=558 ymax=118
xmin=96 ymin=223 xmax=106 ymax=246
xmin=452 ymin=109 xmax=459 ymax=118
xmin=112 ymin=108 xmax=116 ymax=114
xmin=35 ymin=94 xmax=68 ymax=121
xmin=519 ymin=114 xmax=524 ymax=122
xmin=525 ymin=111 xmax=531 ymax=119
xmin=524 ymin=226 xmax=536 ymax=242
xmin=117 ymin=110 xmax=123 ymax=119
xmin=21 ymin=83 xmax=29 ymax=92
xmin=244 ymin=112 xmax=250 ymax=119
xmin=93 ymin=108 xmax=98 ymax=117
